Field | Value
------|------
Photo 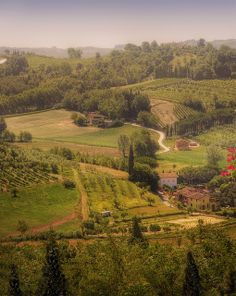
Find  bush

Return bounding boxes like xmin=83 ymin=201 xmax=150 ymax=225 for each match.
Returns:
xmin=129 ymin=163 xmax=159 ymax=191
xmin=63 ymin=179 xmax=76 ymax=189
xmin=179 ymin=166 xmax=219 ymax=185
xmin=137 ymin=111 xmax=158 ymax=128
xmin=135 ymin=156 xmax=157 ymax=168
xmin=75 ymin=114 xmax=87 ymax=126
xmin=149 ymin=224 xmax=161 ymax=232
xmin=18 ymin=131 xmax=32 ymax=142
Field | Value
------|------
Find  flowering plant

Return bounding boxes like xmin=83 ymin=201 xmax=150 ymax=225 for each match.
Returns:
xmin=221 ymin=147 xmax=236 ymax=180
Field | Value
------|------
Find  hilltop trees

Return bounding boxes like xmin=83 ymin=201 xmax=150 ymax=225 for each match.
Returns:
xmin=68 ymin=48 xmax=82 ymax=59
xmin=4 ymin=54 xmax=29 ymax=76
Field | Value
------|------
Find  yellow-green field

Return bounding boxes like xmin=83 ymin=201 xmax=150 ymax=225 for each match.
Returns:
xmin=6 ymin=109 xmax=159 ymax=148
xmin=0 ymin=183 xmax=79 ymax=237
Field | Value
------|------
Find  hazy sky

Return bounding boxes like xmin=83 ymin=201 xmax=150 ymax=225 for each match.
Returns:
xmin=0 ymin=0 xmax=235 ymax=48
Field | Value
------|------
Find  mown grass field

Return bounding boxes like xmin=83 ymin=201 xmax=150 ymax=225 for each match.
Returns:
xmin=0 ymin=184 xmax=79 ymax=237
xmin=26 ymin=55 xmax=92 ymax=69
xmin=6 ymin=110 xmax=159 ymax=148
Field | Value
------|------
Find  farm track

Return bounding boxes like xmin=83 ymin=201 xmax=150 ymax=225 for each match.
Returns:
xmin=0 ymin=58 xmax=7 ymax=64
xmin=7 ymin=169 xmax=89 ymax=237
xmin=72 ymin=169 xmax=89 ymax=221
xmin=128 ymin=123 xmax=170 ymax=153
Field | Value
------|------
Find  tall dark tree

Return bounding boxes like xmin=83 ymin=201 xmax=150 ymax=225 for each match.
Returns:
xmin=128 ymin=144 xmax=134 ymax=175
xmin=8 ymin=264 xmax=22 ymax=296
xmin=128 ymin=217 xmax=148 ymax=247
xmin=0 ymin=117 xmax=7 ymax=134
xmin=223 ymin=268 xmax=236 ymax=294
xmin=37 ymin=235 xmax=67 ymax=296
xmin=183 ymin=252 xmax=202 ymax=296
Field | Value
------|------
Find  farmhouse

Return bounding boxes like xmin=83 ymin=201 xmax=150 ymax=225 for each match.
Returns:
xmin=87 ymin=112 xmax=105 ymax=126
xmin=159 ymin=172 xmax=178 ymax=188
xmin=175 ymin=187 xmax=219 ymax=211
xmin=175 ymin=139 xmax=199 ymax=150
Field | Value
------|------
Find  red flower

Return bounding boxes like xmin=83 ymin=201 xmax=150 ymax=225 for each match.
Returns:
xmin=227 ymin=164 xmax=235 ymax=171
xmin=221 ymin=171 xmax=230 ymax=176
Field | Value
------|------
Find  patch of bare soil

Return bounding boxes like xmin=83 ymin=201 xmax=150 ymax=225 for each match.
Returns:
xmin=151 ymin=99 xmax=177 ymax=125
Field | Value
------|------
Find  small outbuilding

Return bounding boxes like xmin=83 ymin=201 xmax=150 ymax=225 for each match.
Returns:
xmin=159 ymin=172 xmax=178 ymax=188
xmin=101 ymin=211 xmax=112 ymax=217
xmin=87 ymin=112 xmax=105 ymax=126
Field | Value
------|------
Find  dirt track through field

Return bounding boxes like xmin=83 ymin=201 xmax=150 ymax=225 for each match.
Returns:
xmin=7 ymin=169 xmax=89 ymax=237
xmin=0 ymin=58 xmax=7 ymax=64
xmin=128 ymin=123 xmax=170 ymax=153
xmin=72 ymin=169 xmax=89 ymax=221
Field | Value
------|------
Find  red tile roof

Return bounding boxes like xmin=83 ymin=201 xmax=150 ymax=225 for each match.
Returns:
xmin=176 ymin=187 xmax=210 ymax=200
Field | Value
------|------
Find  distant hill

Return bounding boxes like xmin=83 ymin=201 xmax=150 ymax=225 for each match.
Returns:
xmin=1 ymin=40 xmax=236 ymax=59
xmin=182 ymin=39 xmax=236 ymax=49
xmin=210 ymin=39 xmax=236 ymax=49
xmin=0 ymin=46 xmax=114 ymax=58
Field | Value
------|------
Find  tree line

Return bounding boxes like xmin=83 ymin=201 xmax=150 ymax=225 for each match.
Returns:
xmin=166 ymin=108 xmax=236 ymax=137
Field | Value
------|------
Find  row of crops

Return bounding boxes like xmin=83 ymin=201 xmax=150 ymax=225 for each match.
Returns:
xmin=142 ymin=79 xmax=236 ymax=107
xmin=173 ymin=104 xmax=197 ymax=121
xmin=126 ymin=78 xmax=236 ymax=108
xmin=80 ymin=171 xmax=145 ymax=213
xmin=0 ymin=145 xmax=61 ymax=191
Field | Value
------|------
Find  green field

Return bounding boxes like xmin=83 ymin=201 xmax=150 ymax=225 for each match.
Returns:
xmin=158 ymin=146 xmax=208 ymax=171
xmin=0 ymin=183 xmax=79 ymax=237
xmin=196 ymin=124 xmax=236 ymax=148
xmin=26 ymin=54 xmax=91 ymax=69
xmin=6 ymin=110 xmax=159 ymax=148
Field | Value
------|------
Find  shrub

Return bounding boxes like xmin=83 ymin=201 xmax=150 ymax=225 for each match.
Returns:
xmin=18 ymin=131 xmax=32 ymax=142
xmin=63 ymin=179 xmax=76 ymax=189
xmin=129 ymin=163 xmax=159 ymax=191
xmin=149 ymin=224 xmax=161 ymax=232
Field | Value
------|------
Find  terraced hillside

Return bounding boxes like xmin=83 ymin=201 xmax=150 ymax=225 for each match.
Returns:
xmin=119 ymin=78 xmax=236 ymax=126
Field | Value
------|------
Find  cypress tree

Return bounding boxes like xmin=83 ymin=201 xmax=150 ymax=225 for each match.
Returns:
xmin=8 ymin=264 xmax=22 ymax=296
xmin=37 ymin=235 xmax=67 ymax=296
xmin=223 ymin=268 xmax=236 ymax=295
xmin=183 ymin=251 xmax=202 ymax=296
xmin=128 ymin=144 xmax=134 ymax=175
xmin=128 ymin=217 xmax=148 ymax=247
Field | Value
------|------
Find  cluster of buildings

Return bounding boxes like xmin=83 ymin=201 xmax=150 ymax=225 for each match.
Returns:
xmin=159 ymin=172 xmax=219 ymax=211
xmin=87 ymin=112 xmax=113 ymax=128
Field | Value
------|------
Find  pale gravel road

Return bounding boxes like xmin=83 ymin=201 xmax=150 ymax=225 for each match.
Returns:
xmin=127 ymin=123 xmax=170 ymax=154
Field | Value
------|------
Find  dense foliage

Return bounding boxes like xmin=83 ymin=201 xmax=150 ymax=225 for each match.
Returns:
xmin=0 ymin=225 xmax=235 ymax=295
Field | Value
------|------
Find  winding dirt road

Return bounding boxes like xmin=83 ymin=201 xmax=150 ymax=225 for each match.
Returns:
xmin=128 ymin=123 xmax=170 ymax=154
xmin=7 ymin=169 xmax=89 ymax=237
xmin=0 ymin=58 xmax=7 ymax=65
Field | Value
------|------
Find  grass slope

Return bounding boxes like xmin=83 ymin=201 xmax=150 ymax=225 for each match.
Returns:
xmin=6 ymin=110 xmax=159 ymax=148
xmin=0 ymin=183 xmax=79 ymax=237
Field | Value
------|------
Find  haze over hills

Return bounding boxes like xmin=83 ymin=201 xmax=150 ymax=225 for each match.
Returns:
xmin=1 ymin=39 xmax=236 ymax=58
xmin=0 ymin=46 xmax=117 ymax=58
